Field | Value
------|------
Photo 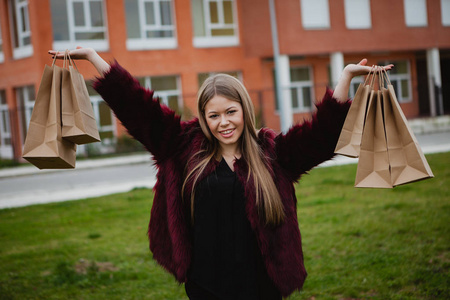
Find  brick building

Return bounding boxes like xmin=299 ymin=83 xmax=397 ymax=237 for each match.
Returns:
xmin=0 ymin=0 xmax=449 ymax=160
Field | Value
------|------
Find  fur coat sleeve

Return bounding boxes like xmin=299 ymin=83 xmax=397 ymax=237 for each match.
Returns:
xmin=93 ymin=62 xmax=182 ymax=163
xmin=274 ymin=88 xmax=351 ymax=182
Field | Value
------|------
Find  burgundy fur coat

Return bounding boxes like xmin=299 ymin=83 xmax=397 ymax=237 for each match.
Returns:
xmin=94 ymin=62 xmax=351 ymax=297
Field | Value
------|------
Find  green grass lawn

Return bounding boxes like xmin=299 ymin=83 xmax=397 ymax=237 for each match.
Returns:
xmin=0 ymin=152 xmax=448 ymax=300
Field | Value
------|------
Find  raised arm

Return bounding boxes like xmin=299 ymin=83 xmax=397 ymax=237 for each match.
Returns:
xmin=275 ymin=59 xmax=393 ymax=182
xmin=48 ymin=47 xmax=182 ymax=162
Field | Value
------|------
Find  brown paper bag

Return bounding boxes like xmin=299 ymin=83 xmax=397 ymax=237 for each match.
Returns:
xmin=382 ymin=71 xmax=433 ymax=186
xmin=23 ymin=57 xmax=77 ymax=169
xmin=61 ymin=51 xmax=100 ymax=144
xmin=355 ymin=89 xmax=392 ymax=188
xmin=335 ymin=66 xmax=376 ymax=157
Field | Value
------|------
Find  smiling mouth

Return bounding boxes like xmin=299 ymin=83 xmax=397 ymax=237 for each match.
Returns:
xmin=220 ymin=129 xmax=234 ymax=134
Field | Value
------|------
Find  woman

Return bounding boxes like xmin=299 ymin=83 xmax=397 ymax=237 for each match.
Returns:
xmin=49 ymin=48 xmax=392 ymax=299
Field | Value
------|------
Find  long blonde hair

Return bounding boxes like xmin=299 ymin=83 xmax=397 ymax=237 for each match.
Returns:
xmin=182 ymin=74 xmax=285 ymax=225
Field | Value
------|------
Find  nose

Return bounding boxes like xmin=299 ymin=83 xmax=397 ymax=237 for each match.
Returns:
xmin=219 ymin=115 xmax=230 ymax=127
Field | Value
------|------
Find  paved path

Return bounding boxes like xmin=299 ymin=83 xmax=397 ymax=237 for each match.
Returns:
xmin=0 ymin=132 xmax=448 ymax=210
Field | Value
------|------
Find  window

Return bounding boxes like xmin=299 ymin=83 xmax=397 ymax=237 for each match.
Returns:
xmin=442 ymin=0 xmax=450 ymax=26
xmin=9 ymin=0 xmax=33 ymax=59
xmin=0 ymin=90 xmax=13 ymax=159
xmin=16 ymin=85 xmax=35 ymax=144
xmin=198 ymin=71 xmax=241 ymax=87
xmin=86 ymin=82 xmax=115 ymax=142
xmin=275 ymin=66 xmax=314 ymax=112
xmin=191 ymin=0 xmax=239 ymax=48
xmin=125 ymin=0 xmax=177 ymax=50
xmin=379 ymin=60 xmax=412 ymax=103
xmin=404 ymin=0 xmax=428 ymax=27
xmin=138 ymin=75 xmax=182 ymax=113
xmin=300 ymin=0 xmax=330 ymax=29
xmin=344 ymin=0 xmax=372 ymax=29
xmin=50 ymin=0 xmax=108 ymax=51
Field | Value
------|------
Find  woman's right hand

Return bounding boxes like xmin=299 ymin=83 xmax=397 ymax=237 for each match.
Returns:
xmin=48 ymin=46 xmax=110 ymax=75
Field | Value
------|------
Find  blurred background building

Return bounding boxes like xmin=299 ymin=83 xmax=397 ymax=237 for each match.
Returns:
xmin=0 ymin=0 xmax=449 ymax=160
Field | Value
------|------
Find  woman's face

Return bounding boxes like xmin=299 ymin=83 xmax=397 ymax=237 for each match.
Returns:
xmin=204 ymin=95 xmax=244 ymax=151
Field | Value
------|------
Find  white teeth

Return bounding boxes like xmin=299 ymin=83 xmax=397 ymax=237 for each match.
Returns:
xmin=221 ymin=129 xmax=233 ymax=134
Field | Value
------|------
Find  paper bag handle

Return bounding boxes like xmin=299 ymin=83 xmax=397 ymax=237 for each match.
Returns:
xmin=64 ymin=49 xmax=80 ymax=72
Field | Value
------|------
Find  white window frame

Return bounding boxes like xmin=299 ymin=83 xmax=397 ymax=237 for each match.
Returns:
xmin=300 ymin=0 xmax=330 ymax=30
xmin=404 ymin=0 xmax=428 ymax=27
xmin=380 ymin=60 xmax=413 ymax=103
xmin=140 ymin=75 xmax=183 ymax=111
xmin=9 ymin=0 xmax=33 ymax=59
xmin=441 ymin=0 xmax=450 ymax=26
xmin=192 ymin=0 xmax=239 ymax=48
xmin=126 ymin=0 xmax=177 ymax=50
xmin=288 ymin=66 xmax=315 ymax=113
xmin=53 ymin=0 xmax=109 ymax=51
xmin=16 ymin=85 xmax=35 ymax=144
xmin=344 ymin=0 xmax=372 ymax=29
xmin=0 ymin=91 xmax=13 ymax=159
xmin=89 ymin=95 xmax=116 ymax=145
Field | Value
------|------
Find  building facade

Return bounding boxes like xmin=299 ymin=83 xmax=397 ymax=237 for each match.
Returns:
xmin=0 ymin=0 xmax=449 ymax=160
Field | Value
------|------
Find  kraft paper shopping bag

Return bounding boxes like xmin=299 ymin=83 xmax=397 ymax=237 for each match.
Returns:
xmin=335 ymin=66 xmax=376 ymax=158
xmin=382 ymin=71 xmax=433 ymax=186
xmin=23 ymin=56 xmax=77 ymax=169
xmin=355 ymin=89 xmax=392 ymax=188
xmin=61 ymin=50 xmax=100 ymax=144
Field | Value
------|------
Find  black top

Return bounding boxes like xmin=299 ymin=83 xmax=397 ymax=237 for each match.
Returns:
xmin=188 ymin=158 xmax=281 ymax=300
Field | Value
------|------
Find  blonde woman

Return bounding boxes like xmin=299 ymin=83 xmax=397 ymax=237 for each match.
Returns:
xmin=49 ymin=48 xmax=392 ymax=300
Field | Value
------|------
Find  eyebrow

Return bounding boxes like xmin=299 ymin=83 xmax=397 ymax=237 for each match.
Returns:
xmin=207 ymin=106 xmax=237 ymax=114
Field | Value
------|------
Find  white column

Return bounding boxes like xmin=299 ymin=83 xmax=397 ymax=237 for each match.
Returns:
xmin=426 ymin=48 xmax=443 ymax=116
xmin=278 ymin=55 xmax=293 ymax=132
xmin=330 ymin=52 xmax=345 ymax=88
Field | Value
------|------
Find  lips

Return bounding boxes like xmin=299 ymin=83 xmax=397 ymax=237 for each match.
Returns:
xmin=219 ymin=128 xmax=235 ymax=138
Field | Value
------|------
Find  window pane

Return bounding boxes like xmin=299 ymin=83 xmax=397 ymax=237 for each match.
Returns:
xmin=125 ymin=0 xmax=140 ymax=38
xmin=145 ymin=2 xmax=156 ymax=25
xmin=290 ymin=68 xmax=310 ymax=81
xmin=86 ymin=81 xmax=97 ymax=95
xmin=0 ymin=91 xmax=6 ymax=105
xmin=396 ymin=61 xmax=408 ymax=74
xmin=51 ymin=0 xmax=70 ymax=41
xmin=90 ymin=1 xmax=104 ymax=27
xmin=168 ymin=95 xmax=179 ymax=111
xmin=404 ymin=0 xmax=427 ymax=27
xmin=137 ymin=77 xmax=147 ymax=88
xmin=301 ymin=0 xmax=330 ymax=29
xmin=192 ymin=0 xmax=206 ymax=37
xmin=75 ymin=31 xmax=105 ymax=40
xmin=73 ymin=2 xmax=86 ymax=26
xmin=198 ymin=73 xmax=209 ymax=87
xmin=160 ymin=1 xmax=173 ymax=25
xmin=151 ymin=76 xmax=177 ymax=90
xmin=211 ymin=28 xmax=234 ymax=36
xmin=290 ymin=88 xmax=299 ymax=108
xmin=27 ymin=85 xmax=35 ymax=100
xmin=302 ymin=87 xmax=312 ymax=108
xmin=20 ymin=7 xmax=28 ymax=32
xmin=223 ymin=1 xmax=234 ymax=24
xmin=401 ymin=79 xmax=409 ymax=98
xmin=344 ymin=0 xmax=371 ymax=29
xmin=100 ymin=131 xmax=113 ymax=140
xmin=99 ymin=101 xmax=112 ymax=126
xmin=209 ymin=1 xmax=219 ymax=23
xmin=147 ymin=30 xmax=173 ymax=38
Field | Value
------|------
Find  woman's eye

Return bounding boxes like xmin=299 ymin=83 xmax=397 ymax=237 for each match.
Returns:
xmin=227 ymin=110 xmax=236 ymax=115
xmin=209 ymin=114 xmax=218 ymax=119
